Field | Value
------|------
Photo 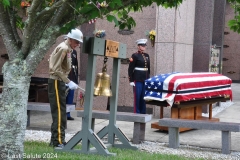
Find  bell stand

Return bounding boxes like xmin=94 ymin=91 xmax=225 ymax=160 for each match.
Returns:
xmin=56 ymin=43 xmax=137 ymax=156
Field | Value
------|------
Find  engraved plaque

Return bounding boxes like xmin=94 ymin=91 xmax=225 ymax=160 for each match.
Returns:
xmin=105 ymin=40 xmax=119 ymax=58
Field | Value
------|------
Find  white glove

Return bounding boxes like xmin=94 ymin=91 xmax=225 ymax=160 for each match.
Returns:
xmin=67 ymin=81 xmax=79 ymax=90
xmin=130 ymin=82 xmax=135 ymax=86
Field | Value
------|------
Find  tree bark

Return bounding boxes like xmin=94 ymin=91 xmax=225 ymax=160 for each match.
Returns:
xmin=0 ymin=60 xmax=31 ymax=160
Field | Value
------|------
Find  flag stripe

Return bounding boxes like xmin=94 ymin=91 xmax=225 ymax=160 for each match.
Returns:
xmin=144 ymin=72 xmax=232 ymax=106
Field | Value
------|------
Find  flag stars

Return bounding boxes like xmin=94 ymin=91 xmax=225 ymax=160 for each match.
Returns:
xmin=151 ymin=82 xmax=154 ymax=85
xmin=157 ymin=92 xmax=160 ymax=96
xmin=158 ymin=82 xmax=161 ymax=86
xmin=150 ymin=91 xmax=153 ymax=95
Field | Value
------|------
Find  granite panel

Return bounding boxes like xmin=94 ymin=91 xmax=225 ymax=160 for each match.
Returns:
xmin=117 ymin=77 xmax=128 ymax=106
xmin=222 ymin=66 xmax=239 ymax=80
xmin=223 ymin=53 xmax=240 ymax=68
xmin=213 ymin=0 xmax=226 ymax=27
xmin=193 ymin=44 xmax=211 ymax=72
xmin=212 ymin=0 xmax=226 ymax=49
xmin=184 ymin=45 xmax=194 ymax=72
xmin=185 ymin=0 xmax=196 ymax=45
xmin=223 ymin=40 xmax=240 ymax=54
xmin=174 ymin=44 xmax=193 ymax=72
xmin=174 ymin=44 xmax=186 ymax=72
xmin=222 ymin=2 xmax=240 ymax=81
xmin=194 ymin=0 xmax=214 ymax=42
xmin=175 ymin=0 xmax=196 ymax=44
xmin=157 ymin=6 xmax=176 ymax=42
xmin=193 ymin=0 xmax=214 ymax=72
xmin=224 ymin=31 xmax=240 ymax=41
xmin=154 ymin=43 xmax=174 ymax=74
xmin=225 ymin=2 xmax=233 ymax=15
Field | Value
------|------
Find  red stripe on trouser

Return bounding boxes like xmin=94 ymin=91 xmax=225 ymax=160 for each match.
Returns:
xmin=133 ymin=81 xmax=136 ymax=113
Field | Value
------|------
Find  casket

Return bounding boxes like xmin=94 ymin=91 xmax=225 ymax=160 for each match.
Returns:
xmin=144 ymin=72 xmax=232 ymax=106
xmin=144 ymin=72 xmax=232 ymax=132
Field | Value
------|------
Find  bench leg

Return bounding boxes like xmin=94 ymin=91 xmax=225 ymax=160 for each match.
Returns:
xmin=168 ymin=127 xmax=179 ymax=149
xmin=133 ymin=122 xmax=145 ymax=144
xmin=222 ymin=131 xmax=231 ymax=154
xmin=27 ymin=110 xmax=30 ymax=127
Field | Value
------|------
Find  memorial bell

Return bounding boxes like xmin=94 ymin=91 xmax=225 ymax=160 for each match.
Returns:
xmin=94 ymin=58 xmax=112 ymax=96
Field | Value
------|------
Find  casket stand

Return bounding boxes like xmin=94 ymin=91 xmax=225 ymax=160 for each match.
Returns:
xmin=146 ymin=95 xmax=230 ymax=132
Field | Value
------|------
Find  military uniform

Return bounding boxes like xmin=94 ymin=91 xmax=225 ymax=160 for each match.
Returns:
xmin=48 ymin=40 xmax=72 ymax=147
xmin=128 ymin=39 xmax=150 ymax=114
xmin=66 ymin=49 xmax=78 ymax=119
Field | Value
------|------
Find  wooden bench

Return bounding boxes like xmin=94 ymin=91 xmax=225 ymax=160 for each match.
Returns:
xmin=159 ymin=118 xmax=240 ymax=154
xmin=77 ymin=110 xmax=152 ymax=144
xmin=27 ymin=102 xmax=75 ymax=127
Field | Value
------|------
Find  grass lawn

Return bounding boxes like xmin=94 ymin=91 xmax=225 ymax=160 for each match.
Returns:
xmin=23 ymin=141 xmax=203 ymax=160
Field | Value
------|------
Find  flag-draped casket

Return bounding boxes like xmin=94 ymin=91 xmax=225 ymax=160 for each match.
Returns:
xmin=144 ymin=72 xmax=232 ymax=106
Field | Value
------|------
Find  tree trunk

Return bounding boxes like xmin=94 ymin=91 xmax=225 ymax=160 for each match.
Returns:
xmin=0 ymin=60 xmax=31 ymax=160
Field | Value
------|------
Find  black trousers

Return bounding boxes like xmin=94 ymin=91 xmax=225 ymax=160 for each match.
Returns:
xmin=48 ymin=79 xmax=66 ymax=146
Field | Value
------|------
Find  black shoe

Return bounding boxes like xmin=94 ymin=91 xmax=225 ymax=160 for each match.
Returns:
xmin=67 ymin=117 xmax=74 ymax=120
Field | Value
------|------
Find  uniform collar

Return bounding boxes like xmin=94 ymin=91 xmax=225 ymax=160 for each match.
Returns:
xmin=64 ymin=40 xmax=73 ymax=53
xmin=137 ymin=50 xmax=144 ymax=54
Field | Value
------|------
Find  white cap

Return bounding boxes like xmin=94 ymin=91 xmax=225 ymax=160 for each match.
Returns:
xmin=136 ymin=39 xmax=147 ymax=45
xmin=67 ymin=28 xmax=83 ymax=43
xmin=63 ymin=35 xmax=68 ymax=40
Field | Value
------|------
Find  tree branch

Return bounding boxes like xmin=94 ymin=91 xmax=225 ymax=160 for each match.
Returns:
xmin=21 ymin=0 xmax=43 ymax=55
xmin=50 ymin=1 xmax=72 ymax=26
xmin=0 ymin=4 xmax=19 ymax=60
xmin=9 ymin=8 xmax=22 ymax=48
xmin=25 ymin=26 xmax=62 ymax=73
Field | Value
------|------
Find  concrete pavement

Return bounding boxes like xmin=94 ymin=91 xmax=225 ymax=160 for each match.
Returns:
xmin=27 ymin=83 xmax=240 ymax=152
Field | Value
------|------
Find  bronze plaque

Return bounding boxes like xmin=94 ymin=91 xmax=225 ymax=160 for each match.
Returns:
xmin=105 ymin=40 xmax=119 ymax=58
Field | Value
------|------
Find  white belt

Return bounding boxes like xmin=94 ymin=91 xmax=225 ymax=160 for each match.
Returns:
xmin=134 ymin=67 xmax=148 ymax=71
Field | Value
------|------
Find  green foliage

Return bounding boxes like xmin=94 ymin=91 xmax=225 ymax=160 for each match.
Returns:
xmin=0 ymin=0 xmax=183 ymax=34
xmin=24 ymin=141 xmax=199 ymax=160
xmin=16 ymin=15 xmax=24 ymax=31
xmin=60 ymin=20 xmax=77 ymax=34
xmin=0 ymin=0 xmax=10 ymax=8
xmin=228 ymin=0 xmax=240 ymax=33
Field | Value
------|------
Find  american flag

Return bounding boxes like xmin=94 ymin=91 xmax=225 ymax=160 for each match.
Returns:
xmin=144 ymin=72 xmax=232 ymax=106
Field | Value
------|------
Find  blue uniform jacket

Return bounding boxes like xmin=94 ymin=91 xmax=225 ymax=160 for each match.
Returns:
xmin=128 ymin=51 xmax=150 ymax=82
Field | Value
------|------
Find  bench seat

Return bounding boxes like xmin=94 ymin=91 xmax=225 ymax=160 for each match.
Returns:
xmin=159 ymin=118 xmax=240 ymax=154
xmin=27 ymin=102 xmax=75 ymax=127
xmin=77 ymin=110 xmax=152 ymax=144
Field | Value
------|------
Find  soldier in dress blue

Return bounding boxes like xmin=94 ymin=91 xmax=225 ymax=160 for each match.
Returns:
xmin=128 ymin=39 xmax=150 ymax=114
